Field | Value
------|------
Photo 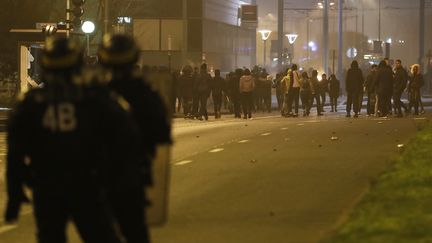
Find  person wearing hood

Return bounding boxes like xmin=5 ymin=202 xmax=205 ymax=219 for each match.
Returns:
xmin=375 ymin=60 xmax=394 ymax=117
xmin=310 ymin=70 xmax=323 ymax=116
xmin=195 ymin=63 xmax=212 ymax=120
xmin=364 ymin=64 xmax=378 ymax=116
xmin=328 ymin=74 xmax=340 ymax=112
xmin=299 ymin=71 xmax=313 ymax=116
xmin=408 ymin=64 xmax=424 ymax=115
xmin=345 ymin=60 xmax=364 ymax=118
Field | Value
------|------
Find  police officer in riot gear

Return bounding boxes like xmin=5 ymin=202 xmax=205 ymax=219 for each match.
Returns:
xmin=98 ymin=33 xmax=172 ymax=243
xmin=5 ymin=36 xmax=143 ymax=243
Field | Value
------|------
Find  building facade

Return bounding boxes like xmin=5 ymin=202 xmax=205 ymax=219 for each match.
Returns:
xmin=124 ymin=0 xmax=257 ymax=72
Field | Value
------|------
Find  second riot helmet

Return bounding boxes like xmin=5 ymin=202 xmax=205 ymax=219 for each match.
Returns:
xmin=98 ymin=34 xmax=139 ymax=67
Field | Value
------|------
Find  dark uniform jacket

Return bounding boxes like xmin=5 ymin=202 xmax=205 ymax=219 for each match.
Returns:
xmin=109 ymin=73 xmax=172 ymax=185
xmin=6 ymin=81 xmax=141 ymax=219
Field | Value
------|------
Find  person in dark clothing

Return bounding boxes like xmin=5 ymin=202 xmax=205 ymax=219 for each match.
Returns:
xmin=375 ymin=60 xmax=394 ymax=117
xmin=319 ymin=73 xmax=329 ymax=112
xmin=408 ymin=64 xmax=424 ymax=115
xmin=345 ymin=60 xmax=364 ymax=118
xmin=194 ymin=63 xmax=212 ymax=120
xmin=299 ymin=71 xmax=312 ymax=116
xmin=211 ymin=69 xmax=225 ymax=119
xmin=364 ymin=64 xmax=378 ymax=115
xmin=179 ymin=65 xmax=195 ymax=118
xmin=5 ymin=36 xmax=140 ymax=243
xmin=310 ymin=70 xmax=322 ymax=116
xmin=252 ymin=67 xmax=262 ymax=112
xmin=231 ymin=69 xmax=243 ymax=118
xmin=172 ymin=70 xmax=182 ymax=114
xmin=192 ymin=67 xmax=200 ymax=118
xmin=393 ymin=59 xmax=409 ymax=117
xmin=261 ymin=70 xmax=272 ymax=113
xmin=328 ymin=74 xmax=340 ymax=112
xmin=99 ymin=34 xmax=172 ymax=243
xmin=273 ymin=73 xmax=284 ymax=110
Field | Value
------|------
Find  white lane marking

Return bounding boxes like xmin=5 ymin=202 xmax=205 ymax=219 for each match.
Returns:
xmin=0 ymin=225 xmax=18 ymax=234
xmin=281 ymin=128 xmax=288 ymax=130
xmin=261 ymin=133 xmax=271 ymax=136
xmin=175 ymin=160 xmax=193 ymax=166
xmin=297 ymin=123 xmax=305 ymax=126
xmin=305 ymin=120 xmax=320 ymax=123
xmin=414 ymin=117 xmax=427 ymax=120
xmin=238 ymin=140 xmax=250 ymax=144
xmin=209 ymin=148 xmax=224 ymax=153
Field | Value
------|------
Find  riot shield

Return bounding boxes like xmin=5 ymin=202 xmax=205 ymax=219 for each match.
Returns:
xmin=146 ymin=144 xmax=172 ymax=226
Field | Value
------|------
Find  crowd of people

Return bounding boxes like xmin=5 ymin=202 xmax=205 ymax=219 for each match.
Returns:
xmin=346 ymin=58 xmax=425 ymax=118
xmin=173 ymin=57 xmax=426 ymax=120
xmin=175 ymin=65 xmax=274 ymax=120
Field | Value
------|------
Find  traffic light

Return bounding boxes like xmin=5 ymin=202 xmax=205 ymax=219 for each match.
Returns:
xmin=70 ymin=0 xmax=85 ymax=31
xmin=42 ymin=25 xmax=57 ymax=35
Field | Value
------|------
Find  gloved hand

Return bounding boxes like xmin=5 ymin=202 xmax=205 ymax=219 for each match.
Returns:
xmin=4 ymin=199 xmax=20 ymax=223
xmin=4 ymin=191 xmax=30 ymax=223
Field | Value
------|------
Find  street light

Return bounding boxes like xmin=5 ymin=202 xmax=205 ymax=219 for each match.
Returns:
xmin=81 ymin=20 xmax=95 ymax=56
xmin=258 ymin=30 xmax=272 ymax=67
xmin=286 ymin=34 xmax=298 ymax=65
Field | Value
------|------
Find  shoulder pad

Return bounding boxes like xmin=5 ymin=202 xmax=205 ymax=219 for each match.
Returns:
xmin=111 ymin=92 xmax=131 ymax=112
xmin=23 ymin=89 xmax=46 ymax=104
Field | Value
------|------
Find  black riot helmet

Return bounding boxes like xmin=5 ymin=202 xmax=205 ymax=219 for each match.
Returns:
xmin=98 ymin=34 xmax=139 ymax=68
xmin=41 ymin=36 xmax=82 ymax=72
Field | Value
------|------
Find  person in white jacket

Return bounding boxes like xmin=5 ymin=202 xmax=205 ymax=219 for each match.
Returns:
xmin=239 ymin=69 xmax=255 ymax=119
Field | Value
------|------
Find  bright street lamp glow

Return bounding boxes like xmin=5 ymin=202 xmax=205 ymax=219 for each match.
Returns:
xmin=286 ymin=34 xmax=298 ymax=44
xmin=386 ymin=38 xmax=392 ymax=44
xmin=81 ymin=21 xmax=95 ymax=34
xmin=258 ymin=30 xmax=272 ymax=41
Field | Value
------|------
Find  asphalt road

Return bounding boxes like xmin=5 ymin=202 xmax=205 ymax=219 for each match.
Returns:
xmin=0 ymin=111 xmax=430 ymax=243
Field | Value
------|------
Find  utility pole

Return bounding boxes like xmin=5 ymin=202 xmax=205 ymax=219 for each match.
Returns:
xmin=419 ymin=0 xmax=425 ymax=69
xmin=182 ymin=0 xmax=188 ymax=66
xmin=307 ymin=13 xmax=310 ymax=64
xmin=66 ymin=0 xmax=70 ymax=38
xmin=323 ymin=0 xmax=329 ymax=74
xmin=104 ymin=0 xmax=110 ymax=35
xmin=378 ymin=0 xmax=381 ymax=41
xmin=278 ymin=0 xmax=284 ymax=71
xmin=338 ymin=0 xmax=344 ymax=89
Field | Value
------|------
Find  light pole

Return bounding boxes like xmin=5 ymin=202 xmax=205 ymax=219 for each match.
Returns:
xmin=66 ymin=0 xmax=70 ymax=38
xmin=323 ymin=0 xmax=329 ymax=74
xmin=168 ymin=35 xmax=173 ymax=71
xmin=259 ymin=30 xmax=272 ymax=67
xmin=286 ymin=34 xmax=298 ymax=65
xmin=82 ymin=21 xmax=95 ymax=56
xmin=338 ymin=0 xmax=343 ymax=87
